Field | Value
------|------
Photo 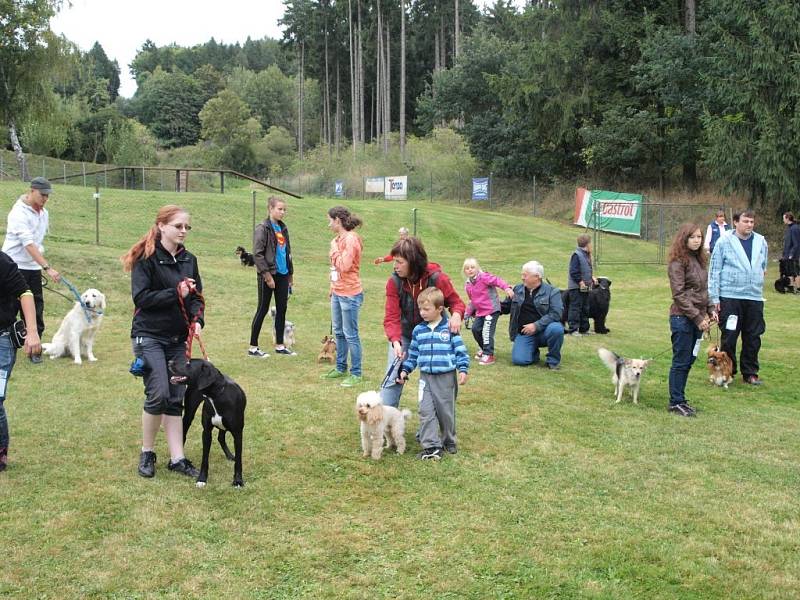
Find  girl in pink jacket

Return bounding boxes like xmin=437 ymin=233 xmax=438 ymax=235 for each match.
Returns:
xmin=463 ymin=258 xmax=513 ymax=365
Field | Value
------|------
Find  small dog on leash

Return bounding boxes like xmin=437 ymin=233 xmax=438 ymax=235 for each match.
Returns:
xmin=356 ymin=391 xmax=411 ymax=460
xmin=597 ymin=347 xmax=650 ymax=404
xmin=318 ymin=335 xmax=336 ymax=363
xmin=235 ymin=246 xmax=255 ymax=267
xmin=42 ymin=288 xmax=106 ymax=364
xmin=707 ymin=346 xmax=734 ymax=389
xmin=269 ymin=306 xmax=296 ymax=347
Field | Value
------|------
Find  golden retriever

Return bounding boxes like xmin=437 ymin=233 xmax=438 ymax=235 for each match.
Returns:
xmin=42 ymin=288 xmax=106 ymax=364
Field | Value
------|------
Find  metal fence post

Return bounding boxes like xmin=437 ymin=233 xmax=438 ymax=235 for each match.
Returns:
xmin=429 ymin=172 xmax=433 ymax=203
xmin=489 ymin=172 xmax=493 ymax=210
xmin=63 ymin=163 xmax=66 ymax=184
xmin=532 ymin=175 xmax=536 ymax=217
xmin=412 ymin=207 xmax=418 ymax=236
xmin=82 ymin=162 xmax=86 ymax=186
xmin=94 ymin=184 xmax=100 ymax=245
xmin=252 ymin=191 xmax=256 ymax=234
xmin=42 ymin=158 xmax=45 ymax=178
xmin=142 ymin=167 xmax=146 ymax=191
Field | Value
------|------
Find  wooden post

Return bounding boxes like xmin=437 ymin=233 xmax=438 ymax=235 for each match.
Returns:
xmin=63 ymin=163 xmax=66 ymax=184
xmin=142 ymin=167 xmax=146 ymax=191
xmin=220 ymin=171 xmax=225 ymax=194
xmin=123 ymin=168 xmax=127 ymax=190
xmin=489 ymin=172 xmax=493 ymax=210
xmin=532 ymin=175 xmax=536 ymax=216
xmin=175 ymin=170 xmax=180 ymax=192
xmin=252 ymin=191 xmax=256 ymax=233
xmin=82 ymin=162 xmax=86 ymax=186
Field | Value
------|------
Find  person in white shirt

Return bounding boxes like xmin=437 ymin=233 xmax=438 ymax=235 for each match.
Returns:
xmin=2 ymin=177 xmax=61 ymax=360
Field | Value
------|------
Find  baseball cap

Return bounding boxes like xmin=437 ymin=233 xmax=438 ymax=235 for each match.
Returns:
xmin=30 ymin=177 xmax=53 ymax=195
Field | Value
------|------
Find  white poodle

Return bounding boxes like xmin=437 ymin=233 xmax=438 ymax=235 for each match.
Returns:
xmin=42 ymin=288 xmax=106 ymax=364
xmin=355 ymin=391 xmax=411 ymax=460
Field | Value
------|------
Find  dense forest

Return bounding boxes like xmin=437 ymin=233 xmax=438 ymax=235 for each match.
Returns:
xmin=2 ymin=0 xmax=799 ymax=210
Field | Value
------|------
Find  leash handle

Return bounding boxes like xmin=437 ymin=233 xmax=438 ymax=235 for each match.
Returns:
xmin=380 ymin=356 xmax=404 ymax=390
xmin=177 ymin=278 xmax=207 ymax=360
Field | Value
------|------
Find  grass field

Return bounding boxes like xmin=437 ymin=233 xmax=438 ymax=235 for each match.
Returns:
xmin=0 ymin=181 xmax=798 ymax=599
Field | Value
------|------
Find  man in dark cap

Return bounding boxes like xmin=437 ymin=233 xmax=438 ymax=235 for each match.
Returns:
xmin=2 ymin=177 xmax=60 ymax=362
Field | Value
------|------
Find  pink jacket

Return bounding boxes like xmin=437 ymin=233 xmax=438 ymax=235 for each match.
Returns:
xmin=329 ymin=231 xmax=363 ymax=296
xmin=465 ymin=271 xmax=510 ymax=317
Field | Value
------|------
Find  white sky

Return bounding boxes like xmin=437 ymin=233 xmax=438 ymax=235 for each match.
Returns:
xmin=50 ymin=0 xmax=286 ymax=98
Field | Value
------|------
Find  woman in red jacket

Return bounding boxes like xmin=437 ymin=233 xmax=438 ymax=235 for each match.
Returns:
xmin=380 ymin=237 xmax=465 ymax=407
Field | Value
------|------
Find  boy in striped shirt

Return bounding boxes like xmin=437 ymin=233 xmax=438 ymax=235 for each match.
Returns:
xmin=398 ymin=287 xmax=469 ymax=460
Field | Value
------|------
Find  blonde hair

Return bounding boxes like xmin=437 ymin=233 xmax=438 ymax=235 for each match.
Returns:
xmin=418 ymin=287 xmax=444 ymax=309
xmin=120 ymin=205 xmax=188 ymax=272
xmin=462 ymin=257 xmax=482 ymax=276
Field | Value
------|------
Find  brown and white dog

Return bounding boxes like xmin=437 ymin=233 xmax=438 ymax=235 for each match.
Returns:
xmin=707 ymin=346 xmax=734 ymax=389
xmin=355 ymin=391 xmax=411 ymax=460
xmin=317 ymin=335 xmax=336 ymax=363
xmin=598 ymin=347 xmax=650 ymax=404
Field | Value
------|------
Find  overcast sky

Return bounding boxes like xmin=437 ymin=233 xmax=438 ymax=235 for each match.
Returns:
xmin=50 ymin=0 xmax=286 ymax=97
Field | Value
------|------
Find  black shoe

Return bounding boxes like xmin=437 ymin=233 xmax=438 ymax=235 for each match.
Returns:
xmin=167 ymin=457 xmax=200 ymax=478
xmin=668 ymin=403 xmax=695 ymax=417
xmin=547 ymin=363 xmax=561 ymax=371
xmin=138 ymin=450 xmax=156 ymax=478
xmin=444 ymin=445 xmax=457 ymax=454
xmin=30 ymin=353 xmax=43 ymax=364
xmin=417 ymin=447 xmax=443 ymax=461
xmin=682 ymin=403 xmax=697 ymax=415
xmin=744 ymin=375 xmax=763 ymax=386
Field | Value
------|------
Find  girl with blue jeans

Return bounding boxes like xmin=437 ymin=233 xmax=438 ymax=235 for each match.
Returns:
xmin=667 ymin=223 xmax=717 ymax=417
xmin=322 ymin=206 xmax=364 ymax=388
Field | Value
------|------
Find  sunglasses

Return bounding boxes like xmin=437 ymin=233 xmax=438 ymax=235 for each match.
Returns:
xmin=167 ymin=223 xmax=192 ymax=231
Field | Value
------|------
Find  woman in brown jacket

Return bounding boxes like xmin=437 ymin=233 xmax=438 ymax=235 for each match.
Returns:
xmin=667 ymin=223 xmax=717 ymax=417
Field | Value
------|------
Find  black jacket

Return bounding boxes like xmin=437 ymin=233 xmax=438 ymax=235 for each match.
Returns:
xmin=783 ymin=222 xmax=800 ymax=260
xmin=130 ymin=242 xmax=204 ymax=341
xmin=0 ymin=251 xmax=29 ymax=329
xmin=253 ymin=219 xmax=293 ymax=276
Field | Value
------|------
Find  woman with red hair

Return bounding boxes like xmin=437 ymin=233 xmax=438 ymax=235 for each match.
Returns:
xmin=121 ymin=205 xmax=203 ymax=480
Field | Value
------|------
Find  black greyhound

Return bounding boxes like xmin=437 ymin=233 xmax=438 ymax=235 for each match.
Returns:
xmin=169 ymin=359 xmax=247 ymax=488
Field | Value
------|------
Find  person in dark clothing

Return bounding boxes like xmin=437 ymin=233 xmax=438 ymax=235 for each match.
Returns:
xmin=121 ymin=205 xmax=203 ymax=480
xmin=0 ymin=251 xmax=42 ymax=471
xmin=566 ymin=234 xmax=597 ymax=336
xmin=782 ymin=212 xmax=800 ymax=290
xmin=249 ymin=196 xmax=294 ymax=358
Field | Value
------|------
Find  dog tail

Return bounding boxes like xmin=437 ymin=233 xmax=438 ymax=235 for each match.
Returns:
xmin=401 ymin=409 xmax=411 ymax=421
xmin=597 ymin=348 xmax=619 ymax=372
xmin=41 ymin=341 xmax=64 ymax=357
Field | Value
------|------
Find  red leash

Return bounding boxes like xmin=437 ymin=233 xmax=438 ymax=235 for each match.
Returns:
xmin=176 ymin=278 xmax=208 ymax=360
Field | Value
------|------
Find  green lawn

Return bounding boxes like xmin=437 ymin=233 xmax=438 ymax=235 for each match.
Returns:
xmin=1 ymin=182 xmax=798 ymax=599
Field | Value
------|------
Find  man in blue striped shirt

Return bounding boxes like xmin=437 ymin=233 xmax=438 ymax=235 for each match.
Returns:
xmin=399 ymin=287 xmax=469 ymax=460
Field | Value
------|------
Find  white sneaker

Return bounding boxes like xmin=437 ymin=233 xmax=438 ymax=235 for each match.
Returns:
xmin=248 ymin=348 xmax=269 ymax=358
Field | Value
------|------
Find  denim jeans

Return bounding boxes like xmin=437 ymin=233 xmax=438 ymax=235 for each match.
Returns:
xmin=668 ymin=315 xmax=702 ymax=405
xmin=511 ymin=321 xmax=564 ymax=367
xmin=0 ymin=333 xmax=19 ymax=448
xmin=331 ymin=292 xmax=363 ymax=377
xmin=379 ymin=337 xmax=410 ymax=408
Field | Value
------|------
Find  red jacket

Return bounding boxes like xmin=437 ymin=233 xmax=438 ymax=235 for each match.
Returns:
xmin=383 ymin=262 xmax=466 ymax=342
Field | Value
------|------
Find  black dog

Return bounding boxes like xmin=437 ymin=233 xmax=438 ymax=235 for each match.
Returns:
xmin=169 ymin=359 xmax=247 ymax=488
xmin=561 ymin=277 xmax=612 ymax=334
xmin=235 ymin=246 xmax=255 ymax=267
xmin=775 ymin=258 xmax=797 ymax=293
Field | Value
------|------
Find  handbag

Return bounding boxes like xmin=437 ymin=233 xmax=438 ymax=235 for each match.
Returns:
xmin=9 ymin=320 xmax=26 ymax=349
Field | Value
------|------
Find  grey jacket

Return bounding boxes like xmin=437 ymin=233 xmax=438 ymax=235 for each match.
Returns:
xmin=501 ymin=282 xmax=563 ymax=341
xmin=253 ymin=219 xmax=293 ymax=276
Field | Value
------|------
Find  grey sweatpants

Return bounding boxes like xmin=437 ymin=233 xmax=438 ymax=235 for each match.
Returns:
xmin=417 ymin=371 xmax=458 ymax=450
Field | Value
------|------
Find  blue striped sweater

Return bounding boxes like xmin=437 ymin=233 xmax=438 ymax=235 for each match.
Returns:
xmin=402 ymin=315 xmax=470 ymax=375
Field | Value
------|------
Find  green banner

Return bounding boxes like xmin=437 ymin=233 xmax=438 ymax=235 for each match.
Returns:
xmin=584 ymin=190 xmax=643 ymax=236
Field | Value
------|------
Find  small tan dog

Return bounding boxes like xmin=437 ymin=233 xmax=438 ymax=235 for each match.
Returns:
xmin=356 ymin=391 xmax=411 ymax=460
xmin=707 ymin=346 xmax=734 ymax=389
xmin=597 ymin=348 xmax=650 ymax=404
xmin=317 ymin=335 xmax=336 ymax=363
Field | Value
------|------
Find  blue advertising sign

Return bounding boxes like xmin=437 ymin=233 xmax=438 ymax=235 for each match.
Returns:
xmin=472 ymin=177 xmax=489 ymax=201
xmin=334 ymin=180 xmax=344 ymax=197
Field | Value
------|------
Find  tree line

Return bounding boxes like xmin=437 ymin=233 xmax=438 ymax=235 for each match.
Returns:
xmin=3 ymin=1 xmax=799 ymax=211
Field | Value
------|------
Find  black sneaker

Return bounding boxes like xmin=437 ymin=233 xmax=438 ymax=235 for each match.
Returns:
xmin=444 ymin=445 xmax=457 ymax=454
xmin=668 ymin=403 xmax=695 ymax=417
xmin=138 ymin=450 xmax=156 ymax=478
xmin=682 ymin=402 xmax=697 ymax=415
xmin=274 ymin=347 xmax=297 ymax=356
xmin=744 ymin=375 xmax=763 ymax=386
xmin=547 ymin=363 xmax=561 ymax=371
xmin=167 ymin=457 xmax=200 ymax=478
xmin=30 ymin=353 xmax=43 ymax=364
xmin=417 ymin=447 xmax=443 ymax=461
